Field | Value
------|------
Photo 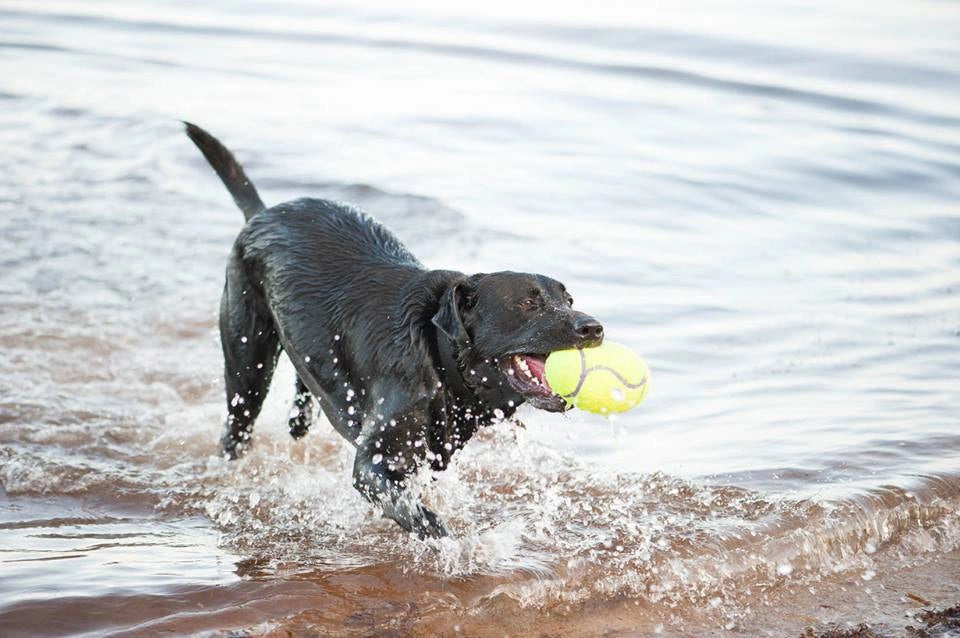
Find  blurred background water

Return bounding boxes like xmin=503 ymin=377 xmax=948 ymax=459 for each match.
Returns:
xmin=1 ymin=1 xmax=958 ymax=635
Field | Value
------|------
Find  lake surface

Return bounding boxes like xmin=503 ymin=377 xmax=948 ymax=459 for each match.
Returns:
xmin=1 ymin=1 xmax=959 ymax=635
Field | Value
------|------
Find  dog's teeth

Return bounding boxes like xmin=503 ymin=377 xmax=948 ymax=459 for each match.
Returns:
xmin=513 ymin=355 xmax=540 ymax=382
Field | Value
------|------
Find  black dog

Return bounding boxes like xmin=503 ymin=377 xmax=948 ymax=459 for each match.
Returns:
xmin=185 ymin=123 xmax=604 ymax=538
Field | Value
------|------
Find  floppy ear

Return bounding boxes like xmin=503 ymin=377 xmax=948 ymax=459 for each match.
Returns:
xmin=431 ymin=281 xmax=471 ymax=345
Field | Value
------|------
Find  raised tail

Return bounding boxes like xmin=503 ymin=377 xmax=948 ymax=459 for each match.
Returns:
xmin=183 ymin=122 xmax=266 ymax=221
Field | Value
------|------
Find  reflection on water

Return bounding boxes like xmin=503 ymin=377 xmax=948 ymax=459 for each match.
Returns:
xmin=1 ymin=0 xmax=959 ymax=635
xmin=0 ymin=496 xmax=239 ymax=604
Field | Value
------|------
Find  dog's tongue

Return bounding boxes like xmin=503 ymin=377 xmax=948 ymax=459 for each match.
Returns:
xmin=526 ymin=355 xmax=547 ymax=386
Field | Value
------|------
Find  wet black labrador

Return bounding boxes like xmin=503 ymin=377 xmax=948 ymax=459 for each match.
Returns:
xmin=185 ymin=123 xmax=604 ymax=538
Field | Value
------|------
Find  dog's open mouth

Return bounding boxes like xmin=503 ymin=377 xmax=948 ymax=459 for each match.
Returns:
xmin=505 ymin=354 xmax=551 ymax=394
xmin=499 ymin=354 xmax=568 ymax=412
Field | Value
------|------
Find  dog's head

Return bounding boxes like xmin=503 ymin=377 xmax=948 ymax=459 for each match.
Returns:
xmin=432 ymin=271 xmax=603 ymax=412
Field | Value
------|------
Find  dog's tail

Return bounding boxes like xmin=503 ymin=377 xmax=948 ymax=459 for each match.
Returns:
xmin=184 ymin=121 xmax=266 ymax=221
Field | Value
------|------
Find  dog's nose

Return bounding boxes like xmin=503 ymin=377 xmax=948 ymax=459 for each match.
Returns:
xmin=573 ymin=315 xmax=604 ymax=346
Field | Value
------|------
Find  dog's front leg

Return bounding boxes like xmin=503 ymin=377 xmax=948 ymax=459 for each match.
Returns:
xmin=351 ymin=401 xmax=448 ymax=539
xmin=353 ymin=454 xmax=448 ymax=539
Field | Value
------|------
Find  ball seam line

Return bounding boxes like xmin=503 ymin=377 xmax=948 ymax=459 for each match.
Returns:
xmin=561 ymin=349 xmax=649 ymax=399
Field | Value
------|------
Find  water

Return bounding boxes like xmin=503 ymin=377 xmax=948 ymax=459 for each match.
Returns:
xmin=1 ymin=0 xmax=959 ymax=635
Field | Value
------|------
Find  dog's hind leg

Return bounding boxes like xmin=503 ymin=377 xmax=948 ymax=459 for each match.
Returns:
xmin=288 ymin=376 xmax=314 ymax=439
xmin=219 ymin=253 xmax=281 ymax=459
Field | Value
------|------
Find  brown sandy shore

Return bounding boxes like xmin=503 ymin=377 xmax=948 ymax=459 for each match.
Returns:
xmin=229 ymin=551 xmax=960 ymax=638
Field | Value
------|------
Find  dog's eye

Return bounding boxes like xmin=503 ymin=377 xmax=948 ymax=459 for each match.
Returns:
xmin=566 ymin=296 xmax=574 ymax=307
xmin=519 ymin=298 xmax=538 ymax=310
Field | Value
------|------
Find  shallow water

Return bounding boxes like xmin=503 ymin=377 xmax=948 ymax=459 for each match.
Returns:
xmin=1 ymin=0 xmax=959 ymax=635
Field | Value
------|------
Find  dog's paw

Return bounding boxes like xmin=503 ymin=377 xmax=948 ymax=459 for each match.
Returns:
xmin=387 ymin=497 xmax=449 ymax=539
xmin=411 ymin=505 xmax=449 ymax=540
xmin=288 ymin=411 xmax=312 ymax=439
xmin=288 ymin=392 xmax=314 ymax=439
xmin=220 ymin=432 xmax=250 ymax=460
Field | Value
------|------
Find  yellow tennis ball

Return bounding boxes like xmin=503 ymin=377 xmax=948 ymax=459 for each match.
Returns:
xmin=544 ymin=341 xmax=650 ymax=414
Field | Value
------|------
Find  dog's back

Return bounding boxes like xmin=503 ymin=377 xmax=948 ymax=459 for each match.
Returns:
xmin=185 ymin=119 xmax=420 ymax=271
xmin=237 ymin=197 xmax=432 ymax=366
xmin=185 ymin=120 xmax=427 ymax=326
xmin=240 ymin=196 xmax=423 ymax=282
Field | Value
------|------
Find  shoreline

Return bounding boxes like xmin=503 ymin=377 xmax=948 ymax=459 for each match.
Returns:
xmin=252 ymin=550 xmax=960 ymax=637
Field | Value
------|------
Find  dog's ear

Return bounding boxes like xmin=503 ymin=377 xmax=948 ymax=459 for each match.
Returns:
xmin=432 ymin=276 xmax=481 ymax=345
xmin=432 ymin=281 xmax=470 ymax=345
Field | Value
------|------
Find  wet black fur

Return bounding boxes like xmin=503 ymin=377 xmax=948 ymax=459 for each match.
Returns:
xmin=185 ymin=122 xmax=603 ymax=538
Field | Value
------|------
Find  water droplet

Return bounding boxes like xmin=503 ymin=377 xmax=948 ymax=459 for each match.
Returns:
xmin=240 ymin=336 xmax=248 ymax=343
xmin=304 ymin=355 xmax=311 ymax=362
xmin=372 ymin=454 xmax=383 ymax=465
xmin=610 ymin=388 xmax=625 ymax=401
